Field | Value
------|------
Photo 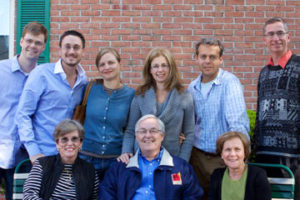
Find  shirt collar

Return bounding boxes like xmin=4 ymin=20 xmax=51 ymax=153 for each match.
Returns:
xmin=11 ymin=55 xmax=32 ymax=75
xmin=267 ymin=50 xmax=292 ymax=69
xmin=54 ymin=59 xmax=85 ymax=77
xmin=195 ymin=68 xmax=222 ymax=91
xmin=127 ymin=147 xmax=174 ymax=168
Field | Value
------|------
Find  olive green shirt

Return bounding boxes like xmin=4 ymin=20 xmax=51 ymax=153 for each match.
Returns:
xmin=221 ymin=166 xmax=248 ymax=200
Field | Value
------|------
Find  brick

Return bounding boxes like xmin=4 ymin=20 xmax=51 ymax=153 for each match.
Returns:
xmin=112 ymin=17 xmax=131 ymax=22
xmin=82 ymin=10 xmax=100 ymax=16
xmin=102 ymin=10 xmax=121 ymax=16
xmin=122 ymin=11 xmax=141 ymax=16
xmin=112 ymin=29 xmax=131 ymax=35
xmin=163 ymin=11 xmax=182 ymax=17
xmin=132 ymin=5 xmax=152 ymax=10
xmin=141 ymin=23 xmax=161 ymax=29
xmin=225 ymin=11 xmax=245 ymax=17
xmin=112 ymin=5 xmax=130 ymax=10
xmin=61 ymin=11 xmax=81 ymax=16
xmin=71 ymin=5 xmax=90 ymax=10
xmin=71 ymin=17 xmax=90 ymax=22
xmin=153 ymin=5 xmax=173 ymax=10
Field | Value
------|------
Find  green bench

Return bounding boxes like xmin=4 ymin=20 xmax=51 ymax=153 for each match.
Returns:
xmin=249 ymin=163 xmax=295 ymax=200
xmin=13 ymin=159 xmax=32 ymax=200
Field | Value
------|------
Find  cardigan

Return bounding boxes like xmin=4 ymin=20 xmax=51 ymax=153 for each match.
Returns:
xmin=121 ymin=87 xmax=195 ymax=161
xmin=208 ymin=165 xmax=271 ymax=200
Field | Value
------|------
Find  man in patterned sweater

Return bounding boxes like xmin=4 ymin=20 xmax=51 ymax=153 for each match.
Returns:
xmin=255 ymin=17 xmax=300 ymax=199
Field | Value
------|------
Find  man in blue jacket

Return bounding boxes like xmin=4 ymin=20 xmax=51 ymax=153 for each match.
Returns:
xmin=100 ymin=114 xmax=203 ymax=200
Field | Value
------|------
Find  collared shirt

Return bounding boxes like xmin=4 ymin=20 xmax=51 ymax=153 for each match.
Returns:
xmin=0 ymin=56 xmax=30 ymax=168
xmin=188 ymin=68 xmax=249 ymax=153
xmin=267 ymin=50 xmax=292 ymax=68
xmin=16 ymin=59 xmax=87 ymax=157
xmin=132 ymin=149 xmax=164 ymax=200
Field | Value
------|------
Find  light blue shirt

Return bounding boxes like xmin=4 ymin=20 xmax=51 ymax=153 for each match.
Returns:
xmin=0 ymin=56 xmax=30 ymax=168
xmin=16 ymin=59 xmax=87 ymax=157
xmin=132 ymin=149 xmax=164 ymax=200
xmin=188 ymin=68 xmax=249 ymax=153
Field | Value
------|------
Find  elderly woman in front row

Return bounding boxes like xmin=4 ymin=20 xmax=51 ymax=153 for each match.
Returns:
xmin=23 ymin=120 xmax=99 ymax=200
xmin=208 ymin=131 xmax=271 ymax=200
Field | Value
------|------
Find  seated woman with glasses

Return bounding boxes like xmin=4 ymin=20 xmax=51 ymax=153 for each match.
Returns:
xmin=208 ymin=131 xmax=271 ymax=200
xmin=118 ymin=48 xmax=195 ymax=163
xmin=23 ymin=120 xmax=99 ymax=200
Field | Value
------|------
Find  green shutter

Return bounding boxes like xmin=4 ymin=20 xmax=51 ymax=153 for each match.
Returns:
xmin=16 ymin=0 xmax=50 ymax=64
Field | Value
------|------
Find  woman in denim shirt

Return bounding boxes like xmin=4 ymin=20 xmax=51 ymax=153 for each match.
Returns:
xmin=79 ymin=48 xmax=135 ymax=181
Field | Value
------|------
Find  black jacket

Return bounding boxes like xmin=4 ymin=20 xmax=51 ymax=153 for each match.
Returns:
xmin=208 ymin=165 xmax=271 ymax=200
xmin=38 ymin=155 xmax=96 ymax=200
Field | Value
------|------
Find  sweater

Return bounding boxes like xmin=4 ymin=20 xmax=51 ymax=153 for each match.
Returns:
xmin=121 ymin=87 xmax=195 ymax=161
xmin=255 ymin=54 xmax=300 ymax=158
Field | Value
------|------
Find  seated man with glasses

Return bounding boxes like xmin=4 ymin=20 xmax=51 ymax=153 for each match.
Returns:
xmin=100 ymin=114 xmax=203 ymax=200
xmin=255 ymin=17 xmax=300 ymax=200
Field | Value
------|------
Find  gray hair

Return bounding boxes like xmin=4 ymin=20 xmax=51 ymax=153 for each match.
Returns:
xmin=135 ymin=114 xmax=165 ymax=134
xmin=263 ymin=17 xmax=288 ymax=35
xmin=195 ymin=38 xmax=224 ymax=57
xmin=54 ymin=119 xmax=84 ymax=142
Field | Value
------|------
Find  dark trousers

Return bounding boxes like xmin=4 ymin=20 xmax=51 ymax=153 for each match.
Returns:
xmin=0 ymin=167 xmax=14 ymax=200
xmin=255 ymin=154 xmax=300 ymax=200
xmin=189 ymin=147 xmax=224 ymax=200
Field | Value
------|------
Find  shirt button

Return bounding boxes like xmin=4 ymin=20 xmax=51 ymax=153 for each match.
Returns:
xmin=148 ymin=185 xmax=151 ymax=188
xmin=101 ymin=151 xmax=104 ymax=154
xmin=103 ymin=126 xmax=106 ymax=129
xmin=102 ymin=136 xmax=105 ymax=139
xmin=149 ymin=172 xmax=152 ymax=175
xmin=104 ymin=117 xmax=106 ymax=120
xmin=145 ymin=190 xmax=148 ymax=194
xmin=105 ymin=107 xmax=108 ymax=110
xmin=102 ymin=144 xmax=105 ymax=148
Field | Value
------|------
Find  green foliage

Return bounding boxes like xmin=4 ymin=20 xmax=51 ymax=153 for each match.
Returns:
xmin=247 ymin=109 xmax=256 ymax=162
xmin=247 ymin=109 xmax=256 ymax=139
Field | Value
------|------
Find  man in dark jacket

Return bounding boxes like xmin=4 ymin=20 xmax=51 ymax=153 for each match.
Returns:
xmin=100 ymin=114 xmax=203 ymax=200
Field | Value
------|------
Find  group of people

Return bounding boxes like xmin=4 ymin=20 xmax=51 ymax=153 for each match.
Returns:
xmin=0 ymin=16 xmax=298 ymax=200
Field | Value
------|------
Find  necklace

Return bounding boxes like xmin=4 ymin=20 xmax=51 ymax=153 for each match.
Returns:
xmin=63 ymin=167 xmax=72 ymax=181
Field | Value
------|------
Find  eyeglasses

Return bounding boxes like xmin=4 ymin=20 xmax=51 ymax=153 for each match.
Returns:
xmin=24 ymin=38 xmax=44 ymax=47
xmin=264 ymin=31 xmax=288 ymax=38
xmin=136 ymin=128 xmax=161 ymax=135
xmin=151 ymin=63 xmax=169 ymax=70
xmin=198 ymin=55 xmax=219 ymax=61
xmin=59 ymin=136 xmax=81 ymax=144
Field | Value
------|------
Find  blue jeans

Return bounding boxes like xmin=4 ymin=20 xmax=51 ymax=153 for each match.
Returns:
xmin=0 ymin=168 xmax=14 ymax=200
xmin=79 ymin=153 xmax=116 ymax=182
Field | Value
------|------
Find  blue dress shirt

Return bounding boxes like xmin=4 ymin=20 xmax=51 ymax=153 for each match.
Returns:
xmin=188 ymin=68 xmax=249 ymax=153
xmin=132 ymin=149 xmax=164 ymax=200
xmin=16 ymin=59 xmax=86 ymax=157
xmin=0 ymin=56 xmax=30 ymax=168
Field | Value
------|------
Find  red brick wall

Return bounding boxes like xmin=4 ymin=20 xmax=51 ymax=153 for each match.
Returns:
xmin=49 ymin=0 xmax=300 ymax=110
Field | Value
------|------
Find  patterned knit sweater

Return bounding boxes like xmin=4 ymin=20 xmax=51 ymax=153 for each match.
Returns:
xmin=255 ymin=54 xmax=300 ymax=158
